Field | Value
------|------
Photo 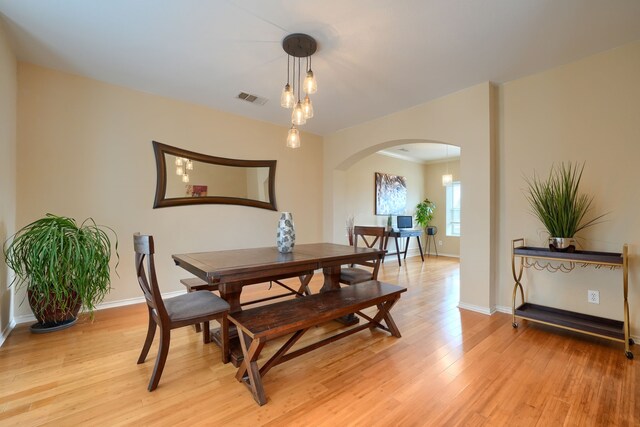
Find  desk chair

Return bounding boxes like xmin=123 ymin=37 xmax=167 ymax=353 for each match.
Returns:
xmin=134 ymin=233 xmax=230 ymax=391
xmin=339 ymin=226 xmax=386 ymax=285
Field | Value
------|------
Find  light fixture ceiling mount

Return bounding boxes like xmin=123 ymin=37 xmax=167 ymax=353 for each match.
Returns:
xmin=282 ymin=33 xmax=317 ymax=57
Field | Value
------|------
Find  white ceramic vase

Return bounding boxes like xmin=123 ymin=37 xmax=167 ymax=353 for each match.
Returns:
xmin=277 ymin=212 xmax=296 ymax=253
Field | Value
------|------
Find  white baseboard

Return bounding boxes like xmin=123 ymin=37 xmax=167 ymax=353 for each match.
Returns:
xmin=457 ymin=301 xmax=495 ymax=316
xmin=11 ymin=289 xmax=187 ymax=327
xmin=383 ymin=247 xmax=460 ymax=261
xmin=0 ymin=319 xmax=16 ymax=347
xmin=495 ymin=305 xmax=512 ymax=314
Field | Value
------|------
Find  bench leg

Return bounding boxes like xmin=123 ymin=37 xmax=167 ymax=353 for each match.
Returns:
xmin=236 ymin=330 xmax=267 ymax=406
xmin=260 ymin=329 xmax=308 ymax=377
xmin=371 ymin=298 xmax=402 ymax=338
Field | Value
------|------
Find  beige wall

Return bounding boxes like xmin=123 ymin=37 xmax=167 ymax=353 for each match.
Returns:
xmin=423 ymin=159 xmax=460 ymax=256
xmin=0 ymin=21 xmax=17 ymax=339
xmin=344 ymin=153 xmax=425 ymax=253
xmin=15 ymin=63 xmax=323 ymax=319
xmin=324 ymin=83 xmax=496 ymax=313
xmin=498 ymin=41 xmax=640 ymax=334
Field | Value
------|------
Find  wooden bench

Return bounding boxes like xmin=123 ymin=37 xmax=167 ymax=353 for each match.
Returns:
xmin=228 ymin=280 xmax=407 ymax=405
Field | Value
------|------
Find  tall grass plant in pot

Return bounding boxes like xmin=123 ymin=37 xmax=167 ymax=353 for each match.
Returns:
xmin=3 ymin=214 xmax=119 ymax=332
xmin=524 ymin=162 xmax=606 ymax=251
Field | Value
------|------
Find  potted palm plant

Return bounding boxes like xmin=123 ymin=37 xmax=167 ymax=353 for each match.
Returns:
xmin=3 ymin=214 xmax=119 ymax=332
xmin=524 ymin=162 xmax=606 ymax=252
xmin=415 ymin=198 xmax=436 ymax=233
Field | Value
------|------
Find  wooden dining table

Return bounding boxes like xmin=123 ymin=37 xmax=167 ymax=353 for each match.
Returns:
xmin=172 ymin=242 xmax=385 ymax=366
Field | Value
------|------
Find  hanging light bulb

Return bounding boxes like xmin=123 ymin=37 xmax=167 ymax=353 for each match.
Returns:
xmin=292 ymin=102 xmax=306 ymax=125
xmin=176 ymin=166 xmax=184 ymax=176
xmin=186 ymin=159 xmax=193 ymax=170
xmin=287 ymin=125 xmax=300 ymax=148
xmin=304 ymin=56 xmax=317 ymax=94
xmin=303 ymin=69 xmax=317 ymax=94
xmin=182 ymin=174 xmax=190 ymax=183
xmin=280 ymin=55 xmax=295 ymax=108
xmin=302 ymin=95 xmax=314 ymax=119
xmin=280 ymin=84 xmax=295 ymax=108
xmin=175 ymin=157 xmax=183 ymax=166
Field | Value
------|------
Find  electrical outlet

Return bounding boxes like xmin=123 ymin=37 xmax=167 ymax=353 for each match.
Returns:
xmin=588 ymin=290 xmax=600 ymax=304
xmin=438 ymin=240 xmax=443 ymax=246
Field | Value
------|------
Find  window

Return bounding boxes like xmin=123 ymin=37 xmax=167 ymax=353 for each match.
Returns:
xmin=446 ymin=181 xmax=461 ymax=236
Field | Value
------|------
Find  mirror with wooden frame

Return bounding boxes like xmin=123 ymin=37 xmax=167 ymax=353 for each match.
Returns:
xmin=152 ymin=141 xmax=277 ymax=210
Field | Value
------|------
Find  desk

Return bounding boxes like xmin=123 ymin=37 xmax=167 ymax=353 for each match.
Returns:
xmin=385 ymin=229 xmax=424 ymax=266
xmin=172 ymin=243 xmax=385 ymax=365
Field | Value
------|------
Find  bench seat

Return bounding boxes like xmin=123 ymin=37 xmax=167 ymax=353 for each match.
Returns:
xmin=228 ymin=280 xmax=406 ymax=405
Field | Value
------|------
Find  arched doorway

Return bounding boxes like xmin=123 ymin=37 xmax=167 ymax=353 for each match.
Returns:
xmin=321 ymin=82 xmax=496 ymax=314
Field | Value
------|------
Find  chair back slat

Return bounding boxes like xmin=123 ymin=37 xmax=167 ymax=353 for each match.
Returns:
xmin=350 ymin=226 xmax=386 ymax=279
xmin=133 ymin=233 xmax=168 ymax=320
xmin=353 ymin=226 xmax=386 ymax=250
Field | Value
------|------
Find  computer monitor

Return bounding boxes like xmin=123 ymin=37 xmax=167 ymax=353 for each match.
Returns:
xmin=396 ymin=215 xmax=412 ymax=229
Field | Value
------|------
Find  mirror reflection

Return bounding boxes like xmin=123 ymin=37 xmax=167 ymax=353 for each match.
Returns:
xmin=153 ymin=141 xmax=277 ymax=210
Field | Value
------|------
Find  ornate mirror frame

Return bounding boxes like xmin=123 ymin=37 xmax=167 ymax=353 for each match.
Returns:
xmin=152 ymin=141 xmax=277 ymax=210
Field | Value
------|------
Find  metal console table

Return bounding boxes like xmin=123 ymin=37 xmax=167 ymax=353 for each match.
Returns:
xmin=511 ymin=238 xmax=634 ymax=359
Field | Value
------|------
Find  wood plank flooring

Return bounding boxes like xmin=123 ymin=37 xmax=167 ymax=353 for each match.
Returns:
xmin=1 ymin=256 xmax=638 ymax=426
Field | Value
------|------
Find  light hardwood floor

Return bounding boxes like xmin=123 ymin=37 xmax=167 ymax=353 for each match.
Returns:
xmin=1 ymin=256 xmax=638 ymax=426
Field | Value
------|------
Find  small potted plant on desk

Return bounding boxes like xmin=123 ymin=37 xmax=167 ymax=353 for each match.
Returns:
xmin=3 ymin=214 xmax=119 ymax=332
xmin=524 ymin=162 xmax=606 ymax=252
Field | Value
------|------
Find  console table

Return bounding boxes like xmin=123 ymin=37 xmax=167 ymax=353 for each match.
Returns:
xmin=511 ymin=238 xmax=633 ymax=359
xmin=385 ymin=229 xmax=424 ymax=266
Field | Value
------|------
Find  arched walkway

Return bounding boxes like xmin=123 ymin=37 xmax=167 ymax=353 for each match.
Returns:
xmin=322 ymin=82 xmax=497 ymax=314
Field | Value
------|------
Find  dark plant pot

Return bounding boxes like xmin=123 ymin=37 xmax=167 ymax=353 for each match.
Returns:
xmin=548 ymin=237 xmax=576 ymax=253
xmin=27 ymin=289 xmax=82 ymax=333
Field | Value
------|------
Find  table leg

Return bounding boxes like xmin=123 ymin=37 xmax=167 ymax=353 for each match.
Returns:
xmin=393 ymin=236 xmax=402 ymax=266
xmin=415 ymin=236 xmax=425 ymax=261
xmin=403 ymin=236 xmax=410 ymax=260
xmin=213 ymin=284 xmax=244 ymax=366
xmin=322 ymin=266 xmax=358 ymax=326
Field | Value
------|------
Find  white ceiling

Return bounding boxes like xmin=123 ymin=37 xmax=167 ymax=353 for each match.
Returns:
xmin=1 ymin=0 xmax=640 ymax=138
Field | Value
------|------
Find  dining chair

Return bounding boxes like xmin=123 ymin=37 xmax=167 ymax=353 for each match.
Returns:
xmin=133 ymin=233 xmax=230 ymax=391
xmin=339 ymin=225 xmax=386 ymax=286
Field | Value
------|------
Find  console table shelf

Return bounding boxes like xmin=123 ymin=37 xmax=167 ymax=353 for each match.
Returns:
xmin=511 ymin=238 xmax=633 ymax=359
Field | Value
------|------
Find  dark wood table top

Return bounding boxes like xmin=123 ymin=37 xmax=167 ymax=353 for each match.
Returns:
xmin=172 ymin=242 xmax=384 ymax=285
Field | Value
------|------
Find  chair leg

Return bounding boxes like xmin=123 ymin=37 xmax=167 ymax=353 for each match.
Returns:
xmin=220 ymin=315 xmax=229 ymax=364
xmin=138 ymin=307 xmax=157 ymax=364
xmin=202 ymin=321 xmax=211 ymax=344
xmin=148 ymin=327 xmax=170 ymax=392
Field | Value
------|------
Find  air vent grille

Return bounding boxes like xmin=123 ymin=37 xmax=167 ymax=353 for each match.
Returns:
xmin=237 ymin=92 xmax=268 ymax=105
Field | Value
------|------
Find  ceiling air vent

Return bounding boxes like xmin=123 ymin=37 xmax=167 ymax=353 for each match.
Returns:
xmin=237 ymin=92 xmax=268 ymax=106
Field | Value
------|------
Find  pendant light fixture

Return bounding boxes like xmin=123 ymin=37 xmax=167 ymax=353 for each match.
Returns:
xmin=281 ymin=33 xmax=317 ymax=148
xmin=175 ymin=156 xmax=193 ymax=183
xmin=280 ymin=55 xmax=295 ymax=108
xmin=442 ymin=145 xmax=453 ymax=186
